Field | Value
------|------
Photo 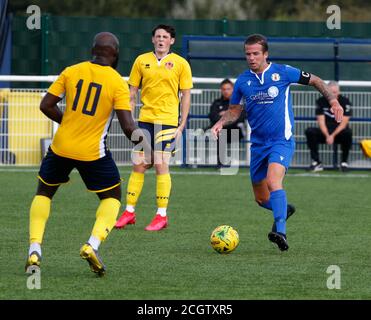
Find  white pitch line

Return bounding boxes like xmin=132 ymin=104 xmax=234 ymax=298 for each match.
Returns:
xmin=0 ymin=168 xmax=39 ymax=172
xmin=152 ymin=171 xmax=371 ymax=178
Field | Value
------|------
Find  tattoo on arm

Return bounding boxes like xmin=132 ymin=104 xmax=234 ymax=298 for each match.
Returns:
xmin=220 ymin=105 xmax=243 ymax=126
xmin=310 ymin=75 xmax=336 ymax=102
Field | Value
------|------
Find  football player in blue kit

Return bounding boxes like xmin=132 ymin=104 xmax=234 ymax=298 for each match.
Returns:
xmin=212 ymin=34 xmax=343 ymax=251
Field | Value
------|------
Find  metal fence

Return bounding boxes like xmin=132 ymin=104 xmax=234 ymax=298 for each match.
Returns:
xmin=187 ymin=88 xmax=371 ymax=169
xmin=1 ymin=87 xmax=371 ymax=168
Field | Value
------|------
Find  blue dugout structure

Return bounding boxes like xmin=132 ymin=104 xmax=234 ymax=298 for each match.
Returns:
xmin=182 ymin=36 xmax=371 ymax=81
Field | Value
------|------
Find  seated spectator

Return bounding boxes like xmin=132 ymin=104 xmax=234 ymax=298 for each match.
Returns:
xmin=208 ymin=78 xmax=246 ymax=167
xmin=305 ymin=81 xmax=352 ymax=172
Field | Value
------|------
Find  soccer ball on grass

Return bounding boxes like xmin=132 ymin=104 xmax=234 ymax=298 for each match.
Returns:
xmin=210 ymin=225 xmax=239 ymax=254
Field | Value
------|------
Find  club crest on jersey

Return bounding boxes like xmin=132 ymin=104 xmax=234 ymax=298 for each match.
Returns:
xmin=268 ymin=86 xmax=279 ymax=98
xmin=247 ymin=80 xmax=251 ymax=86
xmin=165 ymin=62 xmax=174 ymax=69
xmin=271 ymin=73 xmax=280 ymax=81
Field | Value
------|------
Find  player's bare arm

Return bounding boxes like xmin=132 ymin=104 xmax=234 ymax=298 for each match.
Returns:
xmin=115 ymin=109 xmax=137 ymax=139
xmin=309 ymin=75 xmax=343 ymax=122
xmin=116 ymin=109 xmax=153 ymax=163
xmin=174 ymin=89 xmax=191 ymax=139
xmin=115 ymin=109 xmax=151 ymax=155
xmin=211 ymin=104 xmax=243 ymax=138
xmin=40 ymin=92 xmax=63 ymax=124
xmin=129 ymin=85 xmax=139 ymax=114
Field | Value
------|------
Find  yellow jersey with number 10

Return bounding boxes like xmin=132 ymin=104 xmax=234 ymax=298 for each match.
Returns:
xmin=129 ymin=52 xmax=193 ymax=126
xmin=48 ymin=61 xmax=131 ymax=161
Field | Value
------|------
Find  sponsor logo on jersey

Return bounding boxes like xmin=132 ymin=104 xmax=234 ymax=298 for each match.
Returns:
xmin=268 ymin=86 xmax=279 ymax=98
xmin=250 ymin=86 xmax=279 ymax=103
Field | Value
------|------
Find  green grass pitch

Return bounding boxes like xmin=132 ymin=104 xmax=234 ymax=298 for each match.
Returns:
xmin=1 ymin=167 xmax=371 ymax=299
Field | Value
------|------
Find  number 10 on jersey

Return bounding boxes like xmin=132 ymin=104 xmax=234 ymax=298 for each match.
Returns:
xmin=72 ymin=79 xmax=102 ymax=116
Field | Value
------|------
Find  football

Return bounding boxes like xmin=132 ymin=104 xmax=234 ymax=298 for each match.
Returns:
xmin=210 ymin=225 xmax=239 ymax=254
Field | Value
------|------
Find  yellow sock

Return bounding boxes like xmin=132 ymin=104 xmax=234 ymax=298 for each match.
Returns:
xmin=92 ymin=198 xmax=121 ymax=241
xmin=29 ymin=195 xmax=51 ymax=244
xmin=126 ymin=171 xmax=145 ymax=207
xmin=156 ymin=173 xmax=171 ymax=209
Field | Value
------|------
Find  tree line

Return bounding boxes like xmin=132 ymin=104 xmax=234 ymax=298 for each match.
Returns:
xmin=8 ymin=0 xmax=371 ymax=21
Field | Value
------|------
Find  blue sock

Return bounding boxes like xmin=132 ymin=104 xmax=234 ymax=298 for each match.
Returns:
xmin=270 ymin=190 xmax=287 ymax=235
xmin=259 ymin=200 xmax=272 ymax=211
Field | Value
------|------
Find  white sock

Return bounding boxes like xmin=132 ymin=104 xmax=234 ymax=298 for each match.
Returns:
xmin=157 ymin=208 xmax=167 ymax=217
xmin=126 ymin=205 xmax=135 ymax=213
xmin=88 ymin=236 xmax=101 ymax=251
xmin=29 ymin=242 xmax=41 ymax=256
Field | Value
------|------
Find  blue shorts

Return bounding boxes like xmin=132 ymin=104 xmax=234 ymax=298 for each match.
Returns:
xmin=38 ymin=148 xmax=121 ymax=192
xmin=136 ymin=121 xmax=177 ymax=154
xmin=250 ymin=140 xmax=295 ymax=183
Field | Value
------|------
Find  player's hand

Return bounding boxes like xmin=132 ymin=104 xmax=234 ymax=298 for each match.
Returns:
xmin=330 ymin=99 xmax=343 ymax=123
xmin=174 ymin=124 xmax=185 ymax=141
xmin=211 ymin=122 xmax=223 ymax=139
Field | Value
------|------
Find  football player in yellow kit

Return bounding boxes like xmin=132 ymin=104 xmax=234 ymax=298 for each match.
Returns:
xmin=115 ymin=24 xmax=193 ymax=231
xmin=25 ymin=32 xmax=145 ymax=276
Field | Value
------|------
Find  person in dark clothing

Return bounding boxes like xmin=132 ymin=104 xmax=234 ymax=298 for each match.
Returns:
xmin=305 ymin=81 xmax=352 ymax=172
xmin=208 ymin=79 xmax=246 ymax=167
